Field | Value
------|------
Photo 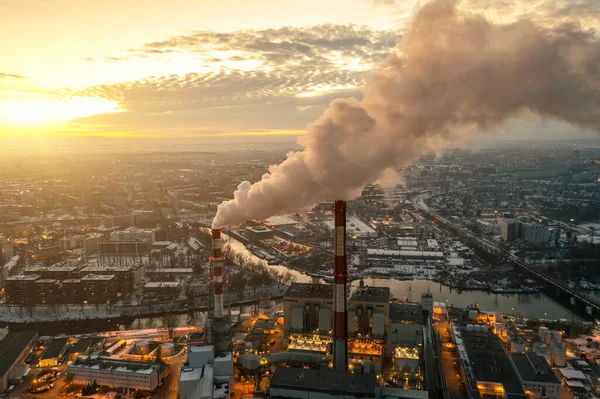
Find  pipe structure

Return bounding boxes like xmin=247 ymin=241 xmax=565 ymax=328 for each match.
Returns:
xmin=210 ymin=229 xmax=224 ymax=318
xmin=333 ymin=200 xmax=348 ymax=372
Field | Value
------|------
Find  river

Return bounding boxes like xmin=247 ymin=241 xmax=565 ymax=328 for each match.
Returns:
xmin=224 ymin=235 xmax=579 ymax=321
xmin=4 ymin=234 xmax=580 ymax=336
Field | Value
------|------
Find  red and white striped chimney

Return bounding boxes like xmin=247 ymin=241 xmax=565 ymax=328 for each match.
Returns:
xmin=210 ymin=229 xmax=224 ymax=318
xmin=333 ymin=200 xmax=348 ymax=372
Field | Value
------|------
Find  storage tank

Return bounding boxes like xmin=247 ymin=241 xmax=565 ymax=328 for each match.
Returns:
xmin=468 ymin=310 xmax=478 ymax=321
xmin=135 ymin=340 xmax=150 ymax=355
xmin=160 ymin=342 xmax=175 ymax=357
xmin=467 ymin=324 xmax=474 ymax=332
xmin=538 ymin=327 xmax=549 ymax=339
xmin=552 ymin=341 xmax=567 ymax=367
xmin=551 ymin=330 xmax=562 ymax=341
xmin=542 ymin=350 xmax=552 ymax=366
xmin=542 ymin=330 xmax=552 ymax=345
xmin=533 ymin=342 xmax=547 ymax=355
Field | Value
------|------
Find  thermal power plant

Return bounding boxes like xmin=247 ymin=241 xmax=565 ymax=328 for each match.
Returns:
xmin=333 ymin=200 xmax=349 ymax=372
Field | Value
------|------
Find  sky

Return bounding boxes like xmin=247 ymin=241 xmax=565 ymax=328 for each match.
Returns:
xmin=1 ymin=0 xmax=599 ymax=140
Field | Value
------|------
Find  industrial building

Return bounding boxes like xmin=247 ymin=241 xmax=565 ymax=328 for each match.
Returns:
xmin=452 ymin=322 xmax=527 ymax=399
xmin=283 ymin=283 xmax=333 ymax=335
xmin=0 ymin=330 xmax=38 ymax=392
xmin=39 ymin=337 xmax=69 ymax=368
xmin=387 ymin=303 xmax=424 ymax=353
xmin=510 ymin=352 xmax=561 ymax=399
xmin=324 ymin=216 xmax=376 ymax=238
xmin=68 ymin=357 xmax=162 ymax=392
xmin=269 ymin=367 xmax=378 ymax=399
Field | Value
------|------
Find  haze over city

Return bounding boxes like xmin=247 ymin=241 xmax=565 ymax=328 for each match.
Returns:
xmin=1 ymin=1 xmax=600 ymax=399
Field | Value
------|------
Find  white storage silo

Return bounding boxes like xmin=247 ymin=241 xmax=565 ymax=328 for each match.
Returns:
xmin=467 ymin=324 xmax=474 ymax=332
xmin=538 ymin=327 xmax=549 ymax=339
xmin=160 ymin=342 xmax=175 ymax=357
xmin=543 ymin=350 xmax=552 ymax=366
xmin=552 ymin=341 xmax=567 ymax=367
xmin=533 ymin=342 xmax=547 ymax=355
xmin=135 ymin=340 xmax=150 ymax=355
xmin=540 ymin=330 xmax=552 ymax=345
xmin=551 ymin=330 xmax=562 ymax=341
xmin=468 ymin=310 xmax=478 ymax=321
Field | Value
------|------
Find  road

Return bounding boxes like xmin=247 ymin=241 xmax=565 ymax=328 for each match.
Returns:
xmin=435 ymin=317 xmax=466 ymax=399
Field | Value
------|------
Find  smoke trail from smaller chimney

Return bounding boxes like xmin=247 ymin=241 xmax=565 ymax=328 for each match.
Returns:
xmin=212 ymin=0 xmax=600 ymax=228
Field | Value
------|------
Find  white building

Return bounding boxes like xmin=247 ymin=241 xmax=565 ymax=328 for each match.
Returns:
xmin=110 ymin=227 xmax=158 ymax=243
xmin=68 ymin=357 xmax=160 ymax=391
xmin=325 ymin=217 xmax=376 ymax=238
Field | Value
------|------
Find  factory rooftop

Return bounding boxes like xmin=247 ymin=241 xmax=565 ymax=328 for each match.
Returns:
xmin=285 ymin=283 xmax=333 ymax=299
xmin=0 ymin=331 xmax=38 ymax=380
xmin=269 ymin=367 xmax=377 ymax=397
xmin=81 ymin=265 xmax=133 ymax=272
xmin=350 ymin=286 xmax=390 ymax=303
xmin=461 ymin=329 xmax=525 ymax=398
xmin=70 ymin=357 xmax=158 ymax=375
xmin=510 ymin=352 xmax=560 ymax=384
xmin=390 ymin=303 xmax=423 ymax=324
xmin=40 ymin=337 xmax=68 ymax=361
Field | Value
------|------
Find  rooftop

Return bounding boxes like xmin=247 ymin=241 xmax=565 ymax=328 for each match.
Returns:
xmin=70 ymin=357 xmax=158 ymax=375
xmin=0 ymin=330 xmax=38 ymax=378
xmin=81 ymin=265 xmax=132 ymax=272
xmin=461 ymin=329 xmax=525 ymax=398
xmin=5 ymin=274 xmax=39 ymax=281
xmin=269 ymin=367 xmax=377 ymax=397
xmin=390 ymin=303 xmax=423 ymax=323
xmin=40 ymin=337 xmax=69 ymax=360
xmin=81 ymin=274 xmax=116 ymax=281
xmin=510 ymin=353 xmax=560 ymax=384
xmin=264 ymin=216 xmax=298 ymax=226
xmin=285 ymin=283 xmax=333 ymax=299
xmin=350 ymin=286 xmax=390 ymax=303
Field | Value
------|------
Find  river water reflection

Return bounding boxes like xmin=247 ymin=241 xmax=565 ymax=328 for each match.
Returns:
xmin=224 ymin=235 xmax=579 ymax=320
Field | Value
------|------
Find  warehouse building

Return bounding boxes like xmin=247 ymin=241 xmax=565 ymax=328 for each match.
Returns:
xmin=39 ymin=337 xmax=69 ymax=368
xmin=0 ymin=330 xmax=38 ymax=392
xmin=68 ymin=357 xmax=161 ymax=392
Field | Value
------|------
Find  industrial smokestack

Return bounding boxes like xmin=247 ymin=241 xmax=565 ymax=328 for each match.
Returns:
xmin=333 ymin=200 xmax=348 ymax=372
xmin=211 ymin=229 xmax=224 ymax=318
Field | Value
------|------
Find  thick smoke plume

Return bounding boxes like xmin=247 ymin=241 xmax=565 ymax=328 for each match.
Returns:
xmin=213 ymin=0 xmax=600 ymax=228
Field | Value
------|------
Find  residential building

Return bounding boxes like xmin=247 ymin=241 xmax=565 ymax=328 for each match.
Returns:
xmin=4 ymin=274 xmax=39 ymax=305
xmin=499 ymin=218 xmax=521 ymax=242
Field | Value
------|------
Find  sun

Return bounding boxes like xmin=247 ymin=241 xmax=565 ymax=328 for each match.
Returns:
xmin=0 ymin=96 xmax=120 ymax=126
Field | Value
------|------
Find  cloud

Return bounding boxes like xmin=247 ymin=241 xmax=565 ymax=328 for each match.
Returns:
xmin=67 ymin=24 xmax=396 ymax=133
xmin=0 ymin=72 xmax=27 ymax=79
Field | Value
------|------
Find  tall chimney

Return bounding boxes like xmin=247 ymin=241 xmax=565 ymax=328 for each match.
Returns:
xmin=333 ymin=200 xmax=348 ymax=372
xmin=211 ymin=229 xmax=224 ymax=318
